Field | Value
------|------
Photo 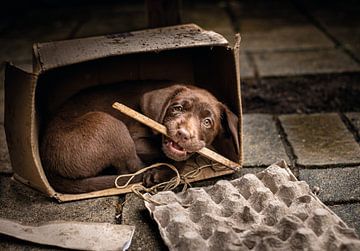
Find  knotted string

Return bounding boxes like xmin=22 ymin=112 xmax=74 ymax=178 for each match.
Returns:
xmin=115 ymin=157 xmax=231 ymax=205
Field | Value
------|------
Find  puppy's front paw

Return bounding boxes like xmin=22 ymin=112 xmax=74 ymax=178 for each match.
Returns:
xmin=143 ymin=168 xmax=174 ymax=187
xmin=143 ymin=169 xmax=160 ymax=187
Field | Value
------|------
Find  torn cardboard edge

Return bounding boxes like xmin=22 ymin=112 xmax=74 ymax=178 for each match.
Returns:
xmin=33 ymin=23 xmax=229 ymax=73
xmin=5 ymin=24 xmax=243 ymax=202
xmin=0 ymin=218 xmax=135 ymax=251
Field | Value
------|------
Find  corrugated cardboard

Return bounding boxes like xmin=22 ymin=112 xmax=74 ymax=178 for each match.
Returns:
xmin=5 ymin=24 xmax=242 ymax=202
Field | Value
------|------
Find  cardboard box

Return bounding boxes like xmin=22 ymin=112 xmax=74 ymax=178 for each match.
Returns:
xmin=5 ymin=24 xmax=242 ymax=202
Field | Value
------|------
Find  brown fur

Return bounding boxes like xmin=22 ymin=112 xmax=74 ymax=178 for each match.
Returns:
xmin=40 ymin=82 xmax=239 ymax=193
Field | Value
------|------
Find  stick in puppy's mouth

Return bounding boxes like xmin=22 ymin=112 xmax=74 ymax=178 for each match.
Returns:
xmin=112 ymin=102 xmax=241 ymax=171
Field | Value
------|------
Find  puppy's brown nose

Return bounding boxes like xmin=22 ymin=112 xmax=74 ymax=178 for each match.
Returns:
xmin=177 ymin=128 xmax=190 ymax=141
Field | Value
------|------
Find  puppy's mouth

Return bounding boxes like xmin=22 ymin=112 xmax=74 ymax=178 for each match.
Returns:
xmin=162 ymin=137 xmax=189 ymax=160
xmin=163 ymin=137 xmax=187 ymax=154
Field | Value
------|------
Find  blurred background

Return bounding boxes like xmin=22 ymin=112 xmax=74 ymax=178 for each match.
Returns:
xmin=0 ymin=0 xmax=359 ymax=114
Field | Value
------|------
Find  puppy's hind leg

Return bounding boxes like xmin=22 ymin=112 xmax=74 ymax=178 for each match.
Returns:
xmin=42 ymin=111 xmax=146 ymax=192
xmin=104 ymin=114 xmax=146 ymax=184
xmin=74 ymin=112 xmax=145 ymax=186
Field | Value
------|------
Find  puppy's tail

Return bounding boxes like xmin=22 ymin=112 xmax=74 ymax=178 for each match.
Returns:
xmin=47 ymin=174 xmax=143 ymax=194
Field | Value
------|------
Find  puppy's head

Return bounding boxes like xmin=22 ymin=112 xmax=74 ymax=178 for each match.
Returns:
xmin=141 ymin=84 xmax=239 ymax=161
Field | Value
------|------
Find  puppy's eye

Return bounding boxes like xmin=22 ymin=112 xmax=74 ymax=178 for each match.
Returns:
xmin=203 ymin=118 xmax=213 ymax=128
xmin=172 ymin=105 xmax=183 ymax=113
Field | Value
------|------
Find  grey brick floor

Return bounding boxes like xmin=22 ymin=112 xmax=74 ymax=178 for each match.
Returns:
xmin=0 ymin=0 xmax=359 ymax=250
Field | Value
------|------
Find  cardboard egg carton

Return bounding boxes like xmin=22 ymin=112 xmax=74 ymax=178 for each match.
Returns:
xmin=145 ymin=161 xmax=360 ymax=250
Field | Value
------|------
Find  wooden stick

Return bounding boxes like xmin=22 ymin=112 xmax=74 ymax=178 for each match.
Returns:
xmin=112 ymin=102 xmax=241 ymax=170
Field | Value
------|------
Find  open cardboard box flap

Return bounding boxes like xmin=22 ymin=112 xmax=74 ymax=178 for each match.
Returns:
xmin=5 ymin=24 xmax=242 ymax=202
xmin=33 ymin=24 xmax=228 ymax=73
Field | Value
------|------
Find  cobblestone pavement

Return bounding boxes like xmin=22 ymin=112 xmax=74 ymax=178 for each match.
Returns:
xmin=0 ymin=0 xmax=359 ymax=250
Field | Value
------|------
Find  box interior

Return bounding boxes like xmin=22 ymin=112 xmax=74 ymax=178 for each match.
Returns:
xmin=36 ymin=46 xmax=241 ymax=163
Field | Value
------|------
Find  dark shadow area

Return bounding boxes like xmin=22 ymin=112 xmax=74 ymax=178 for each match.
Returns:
xmin=242 ymin=73 xmax=360 ymax=114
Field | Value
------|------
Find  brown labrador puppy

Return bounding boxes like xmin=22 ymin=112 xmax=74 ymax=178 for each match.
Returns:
xmin=40 ymin=83 xmax=239 ymax=193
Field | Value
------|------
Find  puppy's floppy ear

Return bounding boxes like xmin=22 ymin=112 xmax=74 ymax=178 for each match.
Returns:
xmin=140 ymin=84 xmax=186 ymax=123
xmin=213 ymin=104 xmax=240 ymax=162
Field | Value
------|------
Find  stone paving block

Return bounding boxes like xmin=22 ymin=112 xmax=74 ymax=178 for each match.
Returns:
xmin=230 ymin=0 xmax=300 ymax=19
xmin=0 ymin=39 xmax=33 ymax=66
xmin=243 ymin=114 xmax=290 ymax=167
xmin=302 ymin=2 xmax=360 ymax=60
xmin=330 ymin=203 xmax=360 ymax=236
xmin=75 ymin=11 xmax=146 ymax=38
xmin=240 ymin=52 xmax=255 ymax=79
xmin=346 ymin=112 xmax=360 ymax=136
xmin=0 ymin=175 xmax=119 ymax=249
xmin=3 ymin=7 xmax=81 ymax=41
xmin=241 ymin=25 xmax=334 ymax=52
xmin=0 ymin=126 xmax=11 ymax=174
xmin=279 ymin=113 xmax=360 ymax=166
xmin=112 ymin=1 xmax=145 ymax=12
xmin=347 ymin=44 xmax=360 ymax=61
xmin=253 ymin=49 xmax=360 ymax=77
xmin=317 ymin=22 xmax=360 ymax=60
xmin=299 ymin=167 xmax=360 ymax=203
xmin=301 ymin=0 xmax=360 ymax=14
xmin=239 ymin=14 xmax=307 ymax=33
xmin=0 ymin=176 xmax=118 ymax=224
xmin=328 ymin=27 xmax=360 ymax=50
xmin=307 ymin=5 xmax=360 ymax=39
xmin=183 ymin=4 xmax=235 ymax=44
xmin=122 ymin=193 xmax=166 ymax=251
